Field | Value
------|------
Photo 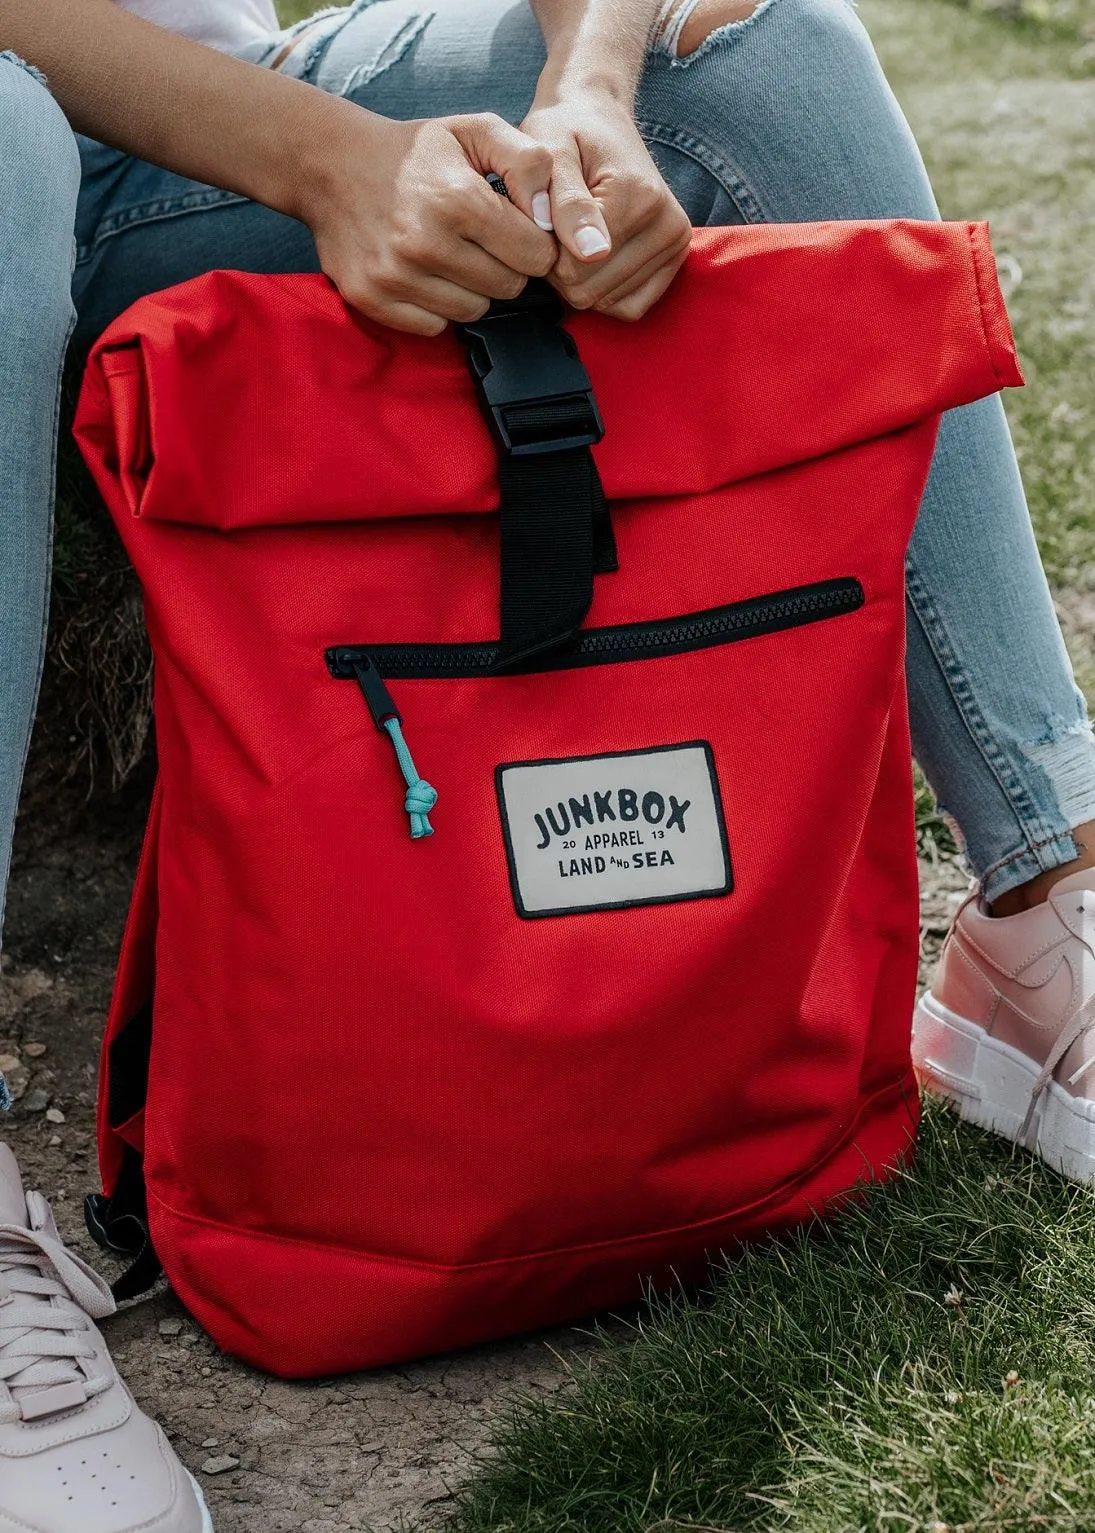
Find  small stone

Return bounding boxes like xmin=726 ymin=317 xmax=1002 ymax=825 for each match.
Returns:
xmin=200 ymin=1455 xmax=239 ymax=1476
xmin=45 ymin=1107 xmax=65 ymax=1125
xmin=23 ymin=1042 xmax=47 ymax=1058
xmin=48 ymin=1136 xmax=62 ymax=1148
xmin=201 ymin=1438 xmax=220 ymax=1449
xmin=158 ymin=1319 xmax=183 ymax=1338
xmin=22 ymin=1089 xmax=49 ymax=1114
xmin=3 ymin=1066 xmax=29 ymax=1103
xmin=0 ymin=1053 xmax=21 ymax=1074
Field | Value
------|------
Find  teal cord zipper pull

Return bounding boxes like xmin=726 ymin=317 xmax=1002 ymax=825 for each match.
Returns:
xmin=382 ymin=717 xmax=438 ymax=839
xmin=351 ymin=658 xmax=438 ymax=840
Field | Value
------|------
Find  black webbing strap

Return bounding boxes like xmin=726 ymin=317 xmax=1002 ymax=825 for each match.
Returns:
xmin=107 ymin=999 xmax=153 ymax=1130
xmin=84 ymin=1001 xmax=163 ymax=1302
xmin=497 ymin=409 xmax=612 ymax=669
xmin=459 ymin=281 xmax=615 ymax=670
xmin=501 ymin=399 xmax=618 ymax=579
xmin=85 ymin=1145 xmax=163 ymax=1303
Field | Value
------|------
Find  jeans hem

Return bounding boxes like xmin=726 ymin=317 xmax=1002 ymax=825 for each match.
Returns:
xmin=978 ymin=830 xmax=1083 ymax=906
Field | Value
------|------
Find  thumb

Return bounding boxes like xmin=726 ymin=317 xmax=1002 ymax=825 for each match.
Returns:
xmin=450 ymin=112 xmax=555 ymax=228
xmin=549 ymin=151 xmax=612 ymax=263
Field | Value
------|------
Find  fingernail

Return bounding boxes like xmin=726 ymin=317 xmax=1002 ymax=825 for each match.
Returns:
xmin=574 ymin=226 xmax=611 ymax=258
xmin=532 ymin=191 xmax=553 ymax=231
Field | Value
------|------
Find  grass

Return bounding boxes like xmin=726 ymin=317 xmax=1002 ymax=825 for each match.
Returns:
xmin=442 ymin=1104 xmax=1095 ymax=1533
xmin=938 ymin=0 xmax=1095 ymax=42
xmin=38 ymin=5 xmax=1095 ymax=1513
xmin=430 ymin=1 xmax=1095 ymax=1528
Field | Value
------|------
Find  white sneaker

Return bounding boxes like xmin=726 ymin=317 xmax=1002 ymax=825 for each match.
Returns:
xmin=913 ymin=867 xmax=1095 ymax=1183
xmin=0 ymin=1144 xmax=212 ymax=1532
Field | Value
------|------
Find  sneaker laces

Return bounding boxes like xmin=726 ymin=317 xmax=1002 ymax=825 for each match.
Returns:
xmin=1018 ymin=989 xmax=1095 ymax=1150
xmin=0 ymin=1193 xmax=116 ymax=1425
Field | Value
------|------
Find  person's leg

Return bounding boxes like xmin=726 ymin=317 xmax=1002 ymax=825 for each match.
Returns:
xmin=623 ymin=0 xmax=1095 ymax=1171
xmin=71 ymin=133 xmax=317 ymax=346
xmin=632 ymin=0 xmax=1095 ymax=910
xmin=0 ymin=53 xmax=80 ymax=949
xmin=0 ymin=59 xmax=214 ymax=1533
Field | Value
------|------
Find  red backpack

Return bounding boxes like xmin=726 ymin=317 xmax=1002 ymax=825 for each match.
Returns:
xmin=74 ymin=221 xmax=1019 ymax=1377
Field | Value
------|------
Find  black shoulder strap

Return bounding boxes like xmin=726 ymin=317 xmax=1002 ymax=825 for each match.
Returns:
xmin=459 ymin=281 xmax=616 ymax=670
xmin=85 ymin=1145 xmax=163 ymax=1302
xmin=84 ymin=1001 xmax=163 ymax=1302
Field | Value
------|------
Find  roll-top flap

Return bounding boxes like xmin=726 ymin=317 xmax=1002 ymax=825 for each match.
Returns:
xmin=74 ymin=219 xmax=1021 ymax=531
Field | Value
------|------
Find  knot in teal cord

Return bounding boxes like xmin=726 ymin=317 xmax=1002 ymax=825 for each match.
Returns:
xmin=404 ymin=778 xmax=438 ymax=822
xmin=383 ymin=717 xmax=438 ymax=839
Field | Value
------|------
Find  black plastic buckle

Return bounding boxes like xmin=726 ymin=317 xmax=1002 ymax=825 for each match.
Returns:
xmin=459 ymin=281 xmax=604 ymax=457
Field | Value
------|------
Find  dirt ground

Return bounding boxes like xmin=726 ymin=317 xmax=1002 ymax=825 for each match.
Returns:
xmin=0 ymin=802 xmax=968 ymax=1533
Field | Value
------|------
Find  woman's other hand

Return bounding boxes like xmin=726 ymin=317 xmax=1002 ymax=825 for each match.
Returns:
xmin=520 ymin=92 xmax=692 ymax=321
xmin=300 ymin=104 xmax=559 ymax=335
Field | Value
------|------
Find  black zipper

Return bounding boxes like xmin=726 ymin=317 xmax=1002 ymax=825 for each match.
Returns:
xmin=326 ymin=576 xmax=864 ymax=682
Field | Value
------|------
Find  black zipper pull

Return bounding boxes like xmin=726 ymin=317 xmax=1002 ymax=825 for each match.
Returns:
xmin=350 ymin=657 xmax=437 ymax=840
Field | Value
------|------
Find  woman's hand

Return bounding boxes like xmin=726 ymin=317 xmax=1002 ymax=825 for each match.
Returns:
xmin=5 ymin=0 xmax=560 ymax=337
xmin=300 ymin=103 xmax=559 ymax=335
xmin=520 ymin=91 xmax=692 ymax=321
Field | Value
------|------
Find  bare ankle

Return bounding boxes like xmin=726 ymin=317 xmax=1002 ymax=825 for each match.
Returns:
xmin=990 ymin=820 xmax=1095 ymax=916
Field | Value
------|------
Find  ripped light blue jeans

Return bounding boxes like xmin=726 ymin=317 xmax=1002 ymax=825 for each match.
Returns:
xmin=2 ymin=0 xmax=1094 ymax=936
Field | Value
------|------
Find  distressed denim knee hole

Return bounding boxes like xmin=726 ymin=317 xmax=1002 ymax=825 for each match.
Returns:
xmin=0 ymin=50 xmax=48 ymax=88
xmin=292 ymin=0 xmax=436 ymax=94
xmin=652 ymin=0 xmax=782 ymax=62
xmin=1022 ymin=715 xmax=1095 ymax=830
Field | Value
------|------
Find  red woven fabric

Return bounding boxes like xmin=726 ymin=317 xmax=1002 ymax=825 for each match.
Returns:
xmin=75 ymin=220 xmax=1021 ymax=1377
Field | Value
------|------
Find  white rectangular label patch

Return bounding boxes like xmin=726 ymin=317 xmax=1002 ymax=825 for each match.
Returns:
xmin=496 ymin=742 xmax=732 ymax=918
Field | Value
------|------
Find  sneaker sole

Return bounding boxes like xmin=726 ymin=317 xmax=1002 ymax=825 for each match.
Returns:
xmin=187 ymin=1471 xmax=215 ymax=1532
xmin=912 ymin=992 xmax=1095 ymax=1184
